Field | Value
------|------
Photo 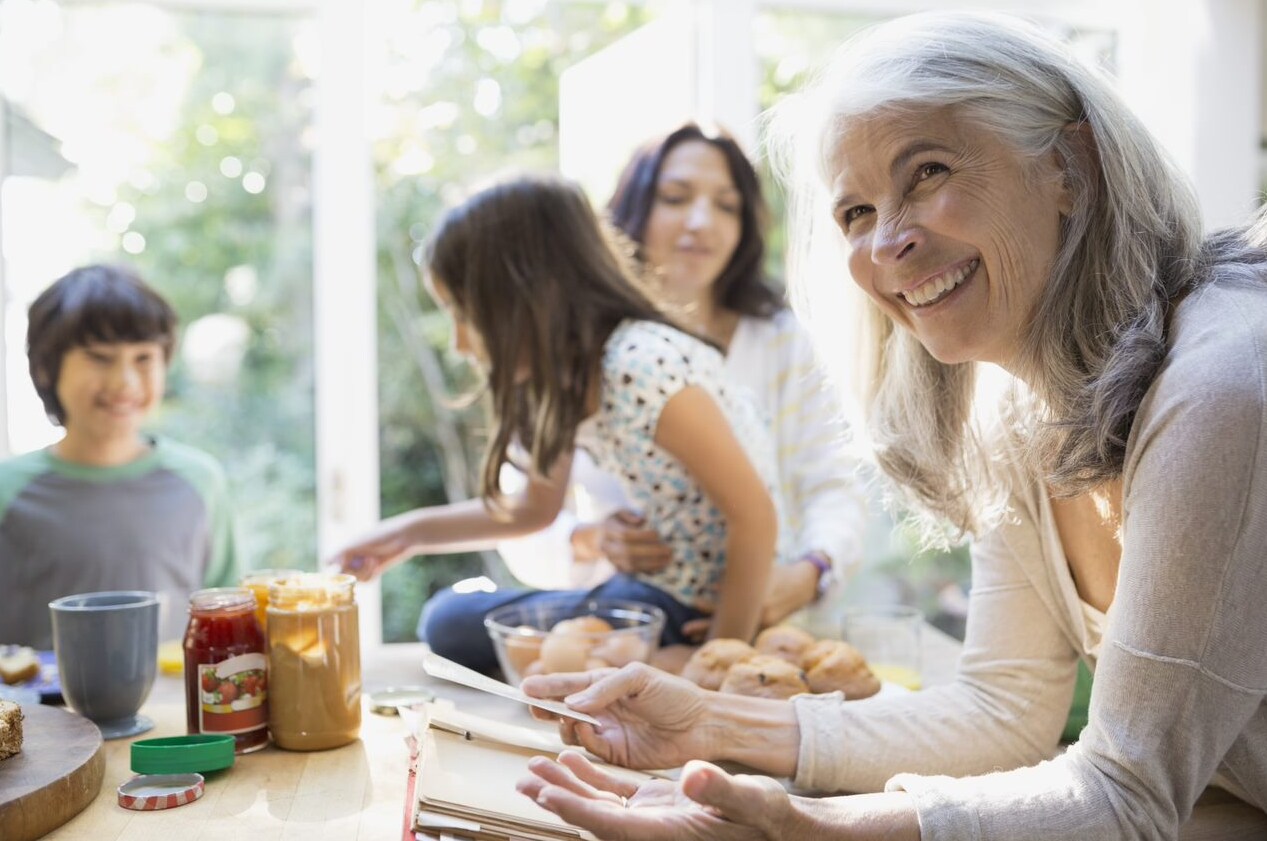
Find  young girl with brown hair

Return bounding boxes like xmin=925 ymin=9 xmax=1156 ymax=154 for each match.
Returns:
xmin=330 ymin=174 xmax=785 ymax=673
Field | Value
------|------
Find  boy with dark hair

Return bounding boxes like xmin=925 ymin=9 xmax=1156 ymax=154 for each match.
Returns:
xmin=0 ymin=264 xmax=239 ymax=648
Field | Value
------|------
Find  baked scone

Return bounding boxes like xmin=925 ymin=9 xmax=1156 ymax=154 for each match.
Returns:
xmin=803 ymin=640 xmax=881 ymax=699
xmin=681 ymin=639 xmax=756 ymax=691
xmin=719 ymin=655 xmax=810 ymax=700
xmin=0 ymin=646 xmax=40 ymax=685
xmin=754 ymin=625 xmax=817 ymax=665
xmin=0 ymin=700 xmax=23 ymax=761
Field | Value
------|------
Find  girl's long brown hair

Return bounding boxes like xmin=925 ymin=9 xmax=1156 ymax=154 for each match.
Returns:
xmin=425 ymin=174 xmax=675 ymax=514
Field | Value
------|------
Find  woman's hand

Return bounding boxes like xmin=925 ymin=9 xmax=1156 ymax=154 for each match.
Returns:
xmin=759 ymin=561 xmax=821 ymax=628
xmin=518 ymin=751 xmax=799 ymax=841
xmin=587 ymin=511 xmax=673 ymax=574
xmin=521 ymin=663 xmax=714 ymax=769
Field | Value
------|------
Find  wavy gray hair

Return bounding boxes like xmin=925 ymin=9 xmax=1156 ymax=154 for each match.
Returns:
xmin=768 ymin=11 xmax=1207 ymax=539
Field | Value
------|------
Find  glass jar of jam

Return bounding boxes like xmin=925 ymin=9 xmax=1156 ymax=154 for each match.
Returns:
xmin=266 ymin=572 xmax=361 ymax=751
xmin=183 ymin=588 xmax=269 ymax=754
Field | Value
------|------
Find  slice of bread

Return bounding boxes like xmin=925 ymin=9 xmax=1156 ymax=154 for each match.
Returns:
xmin=0 ymin=699 xmax=23 ymax=760
xmin=0 ymin=647 xmax=40 ymax=685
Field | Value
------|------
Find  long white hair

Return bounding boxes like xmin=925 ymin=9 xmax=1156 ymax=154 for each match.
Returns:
xmin=767 ymin=11 xmax=1204 ymax=539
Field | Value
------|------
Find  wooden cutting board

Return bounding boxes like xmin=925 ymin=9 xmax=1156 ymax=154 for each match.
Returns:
xmin=0 ymin=704 xmax=104 ymax=841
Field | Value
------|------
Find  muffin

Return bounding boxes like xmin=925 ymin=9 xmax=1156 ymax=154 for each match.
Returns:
xmin=719 ymin=655 xmax=810 ymax=700
xmin=802 ymin=640 xmax=881 ymax=699
xmin=681 ymin=639 xmax=757 ymax=691
xmin=754 ymin=625 xmax=817 ymax=665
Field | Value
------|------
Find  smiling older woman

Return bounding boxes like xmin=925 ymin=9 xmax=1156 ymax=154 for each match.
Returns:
xmin=516 ymin=11 xmax=1267 ymax=841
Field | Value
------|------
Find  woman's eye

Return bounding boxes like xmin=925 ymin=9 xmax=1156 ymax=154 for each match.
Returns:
xmin=841 ymin=205 xmax=873 ymax=228
xmin=716 ymin=201 xmax=741 ymax=215
xmin=915 ymin=162 xmax=948 ymax=181
xmin=656 ymin=193 xmax=687 ymax=206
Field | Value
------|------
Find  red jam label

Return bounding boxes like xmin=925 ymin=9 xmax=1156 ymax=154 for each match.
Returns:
xmin=198 ymin=652 xmax=268 ymax=735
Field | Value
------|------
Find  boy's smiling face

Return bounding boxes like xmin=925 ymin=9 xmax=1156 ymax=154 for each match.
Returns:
xmin=56 ymin=340 xmax=167 ymax=445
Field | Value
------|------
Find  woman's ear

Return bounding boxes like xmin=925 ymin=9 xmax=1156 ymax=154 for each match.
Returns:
xmin=1054 ymin=121 xmax=1096 ymax=217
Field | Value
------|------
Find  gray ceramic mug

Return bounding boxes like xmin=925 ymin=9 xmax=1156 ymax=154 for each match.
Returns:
xmin=49 ymin=590 xmax=160 ymax=739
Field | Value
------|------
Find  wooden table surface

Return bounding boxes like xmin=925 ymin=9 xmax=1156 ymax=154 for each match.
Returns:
xmin=39 ymin=628 xmax=966 ymax=839
xmin=42 ymin=644 xmax=442 ymax=841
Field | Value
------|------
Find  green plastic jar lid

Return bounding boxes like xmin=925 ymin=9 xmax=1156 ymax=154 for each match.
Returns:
xmin=131 ymin=734 xmax=236 ymax=775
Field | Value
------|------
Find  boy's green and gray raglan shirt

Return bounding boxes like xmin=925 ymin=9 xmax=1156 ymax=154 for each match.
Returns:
xmin=0 ymin=437 xmax=239 ymax=647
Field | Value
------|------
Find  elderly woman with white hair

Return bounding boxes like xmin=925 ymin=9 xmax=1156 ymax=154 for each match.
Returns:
xmin=515 ymin=11 xmax=1267 ymax=840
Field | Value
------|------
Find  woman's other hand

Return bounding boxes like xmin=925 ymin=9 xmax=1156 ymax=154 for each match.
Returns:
xmin=521 ymin=751 xmax=923 ymax=841
xmin=519 ymin=751 xmax=800 ymax=841
xmin=759 ymin=561 xmax=821 ymax=628
xmin=521 ymin=662 xmax=714 ymax=769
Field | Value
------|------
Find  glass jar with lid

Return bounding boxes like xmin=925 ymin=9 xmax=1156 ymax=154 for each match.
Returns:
xmin=266 ymin=572 xmax=361 ymax=750
xmin=239 ymin=568 xmax=304 ymax=632
xmin=183 ymin=587 xmax=269 ymax=754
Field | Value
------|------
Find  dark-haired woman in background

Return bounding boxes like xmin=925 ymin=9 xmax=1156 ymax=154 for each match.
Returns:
xmin=495 ymin=124 xmax=867 ymax=650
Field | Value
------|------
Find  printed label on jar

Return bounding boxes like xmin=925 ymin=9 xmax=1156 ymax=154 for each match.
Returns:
xmin=198 ymin=652 xmax=268 ymax=735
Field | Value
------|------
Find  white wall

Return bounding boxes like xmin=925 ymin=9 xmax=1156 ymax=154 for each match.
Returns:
xmin=1116 ymin=0 xmax=1263 ymax=230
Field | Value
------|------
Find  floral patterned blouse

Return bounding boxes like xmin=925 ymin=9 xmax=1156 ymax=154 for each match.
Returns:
xmin=575 ymin=319 xmax=787 ymax=610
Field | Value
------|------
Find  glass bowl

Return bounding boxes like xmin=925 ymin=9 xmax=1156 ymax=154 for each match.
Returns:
xmin=484 ymin=598 xmax=665 ymax=685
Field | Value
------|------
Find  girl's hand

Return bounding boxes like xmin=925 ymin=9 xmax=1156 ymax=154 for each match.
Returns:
xmin=518 ymin=751 xmax=798 ymax=841
xmin=325 ymin=526 xmax=414 ymax=582
xmin=521 ymin=662 xmax=714 ymax=769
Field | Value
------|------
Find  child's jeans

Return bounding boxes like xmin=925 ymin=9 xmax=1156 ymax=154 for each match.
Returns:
xmin=418 ymin=574 xmax=707 ymax=676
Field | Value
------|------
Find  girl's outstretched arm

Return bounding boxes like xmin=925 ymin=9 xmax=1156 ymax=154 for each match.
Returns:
xmin=655 ymin=385 xmax=777 ymax=642
xmin=329 ymin=453 xmax=573 ymax=581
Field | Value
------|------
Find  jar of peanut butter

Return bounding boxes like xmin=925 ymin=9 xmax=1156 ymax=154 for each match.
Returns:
xmin=266 ymin=573 xmax=361 ymax=750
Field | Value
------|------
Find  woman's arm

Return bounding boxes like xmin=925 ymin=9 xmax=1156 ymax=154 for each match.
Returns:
xmin=330 ymin=453 xmax=572 ymax=580
xmin=654 ymin=384 xmax=778 ymax=643
xmin=793 ymin=453 xmax=1080 ymax=793
xmin=887 ymin=292 xmax=1267 ymax=838
xmin=758 ymin=313 xmax=869 ymax=585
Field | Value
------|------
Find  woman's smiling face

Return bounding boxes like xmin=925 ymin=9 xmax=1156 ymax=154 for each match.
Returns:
xmin=827 ymin=107 xmax=1071 ymax=368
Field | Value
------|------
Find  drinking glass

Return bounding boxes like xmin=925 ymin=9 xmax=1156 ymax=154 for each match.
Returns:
xmin=841 ymin=605 xmax=923 ymax=690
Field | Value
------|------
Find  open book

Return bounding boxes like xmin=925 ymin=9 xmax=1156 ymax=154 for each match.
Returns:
xmin=410 ymin=703 xmax=657 ymax=841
